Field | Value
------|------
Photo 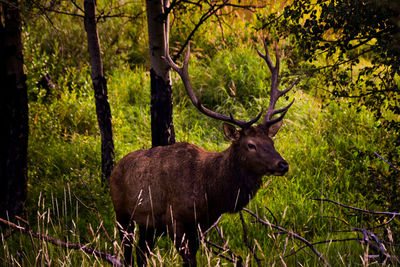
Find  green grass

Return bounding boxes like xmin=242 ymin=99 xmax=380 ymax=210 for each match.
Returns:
xmin=1 ymin=45 xmax=399 ymax=266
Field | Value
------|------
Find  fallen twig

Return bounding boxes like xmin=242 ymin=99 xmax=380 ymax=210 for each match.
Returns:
xmin=243 ymin=208 xmax=330 ymax=266
xmin=215 ymin=225 xmax=243 ymax=265
xmin=284 ymin=237 xmax=362 ymax=261
xmin=199 ymin=216 xmax=244 ymax=266
xmin=308 ymin=197 xmax=400 ymax=216
xmin=202 ymin=215 xmax=222 ymax=236
xmin=309 ymin=196 xmax=400 ymax=264
xmin=0 ymin=217 xmax=122 ymax=267
xmin=239 ymin=211 xmax=262 ymax=267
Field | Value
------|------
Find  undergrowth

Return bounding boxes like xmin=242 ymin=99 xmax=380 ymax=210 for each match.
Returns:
xmin=1 ymin=43 xmax=399 ymax=266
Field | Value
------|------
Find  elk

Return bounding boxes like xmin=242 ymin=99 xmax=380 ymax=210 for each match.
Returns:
xmin=110 ymin=40 xmax=297 ymax=266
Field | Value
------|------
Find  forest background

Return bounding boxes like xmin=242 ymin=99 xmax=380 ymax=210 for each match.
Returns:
xmin=1 ymin=0 xmax=400 ymax=266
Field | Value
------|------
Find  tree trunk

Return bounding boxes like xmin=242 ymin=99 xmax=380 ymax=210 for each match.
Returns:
xmin=84 ymin=0 xmax=115 ymax=182
xmin=0 ymin=1 xmax=29 ymax=219
xmin=146 ymin=0 xmax=176 ymax=147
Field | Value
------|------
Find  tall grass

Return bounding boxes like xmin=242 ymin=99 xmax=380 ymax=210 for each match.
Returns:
xmin=2 ymin=42 xmax=398 ymax=266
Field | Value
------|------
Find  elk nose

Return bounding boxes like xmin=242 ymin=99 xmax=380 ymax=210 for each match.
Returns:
xmin=278 ymin=160 xmax=289 ymax=173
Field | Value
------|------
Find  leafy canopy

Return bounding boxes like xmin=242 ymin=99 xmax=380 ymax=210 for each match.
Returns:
xmin=262 ymin=0 xmax=400 ymax=120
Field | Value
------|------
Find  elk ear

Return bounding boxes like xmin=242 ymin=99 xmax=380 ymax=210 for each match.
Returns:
xmin=223 ymin=123 xmax=240 ymax=141
xmin=268 ymin=120 xmax=283 ymax=137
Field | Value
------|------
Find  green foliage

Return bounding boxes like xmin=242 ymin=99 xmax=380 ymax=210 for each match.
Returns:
xmin=2 ymin=1 xmax=399 ymax=266
xmin=23 ymin=0 xmax=147 ymax=90
xmin=261 ymin=1 xmax=400 ymax=222
xmin=5 ymin=49 xmax=396 ymax=265
xmin=262 ymin=0 xmax=400 ymax=122
xmin=108 ymin=66 xmax=152 ymax=158
xmin=169 ymin=2 xmax=257 ymax=59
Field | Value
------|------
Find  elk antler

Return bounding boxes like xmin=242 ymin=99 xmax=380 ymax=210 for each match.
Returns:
xmin=164 ymin=42 xmax=263 ymax=129
xmin=257 ymin=39 xmax=298 ymax=127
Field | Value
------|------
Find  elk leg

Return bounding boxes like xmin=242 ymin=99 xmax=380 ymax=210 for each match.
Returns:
xmin=117 ymin=216 xmax=134 ymax=266
xmin=185 ymin=230 xmax=199 ymax=267
xmin=137 ymin=225 xmax=157 ymax=267
xmin=175 ymin=226 xmax=199 ymax=267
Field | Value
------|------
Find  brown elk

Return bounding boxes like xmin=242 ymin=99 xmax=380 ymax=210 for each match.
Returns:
xmin=110 ymin=40 xmax=297 ymax=266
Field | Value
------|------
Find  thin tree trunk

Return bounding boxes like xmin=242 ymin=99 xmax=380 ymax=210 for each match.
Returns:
xmin=0 ymin=1 xmax=29 ymax=219
xmin=146 ymin=0 xmax=175 ymax=147
xmin=83 ymin=0 xmax=115 ymax=182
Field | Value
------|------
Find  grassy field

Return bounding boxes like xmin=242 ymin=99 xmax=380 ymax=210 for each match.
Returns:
xmin=1 ymin=2 xmax=399 ymax=264
xmin=2 ymin=45 xmax=398 ymax=265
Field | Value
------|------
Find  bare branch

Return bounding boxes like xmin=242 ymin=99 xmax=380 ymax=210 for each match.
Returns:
xmin=202 ymin=215 xmax=222 ymax=236
xmin=309 ymin=196 xmax=400 ymax=264
xmin=215 ymin=225 xmax=242 ymax=264
xmin=71 ymin=0 xmax=84 ymax=13
xmin=374 ymin=152 xmax=400 ymax=173
xmin=239 ymin=211 xmax=262 ymax=267
xmin=172 ymin=1 xmax=225 ymax=61
xmin=97 ymin=11 xmax=145 ymax=21
xmin=308 ymin=197 xmax=400 ymax=216
xmin=243 ymin=208 xmax=330 ymax=266
xmin=41 ymin=8 xmax=85 ymax=18
xmin=0 ymin=217 xmax=123 ymax=267
xmin=198 ymin=216 xmax=244 ymax=266
xmin=171 ymin=0 xmax=263 ymax=60
xmin=283 ymin=238 xmax=362 ymax=261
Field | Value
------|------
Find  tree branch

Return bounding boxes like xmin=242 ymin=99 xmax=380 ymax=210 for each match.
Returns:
xmin=199 ymin=216 xmax=244 ymax=266
xmin=0 ymin=217 xmax=123 ymax=267
xmin=374 ymin=152 xmax=400 ymax=174
xmin=243 ymin=208 xmax=330 ymax=266
xmin=172 ymin=1 xmax=224 ymax=61
xmin=309 ymin=195 xmax=400 ymax=264
xmin=239 ymin=211 xmax=262 ymax=267
xmin=307 ymin=197 xmax=400 ymax=216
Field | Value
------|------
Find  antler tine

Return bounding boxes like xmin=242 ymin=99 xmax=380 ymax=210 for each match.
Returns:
xmin=266 ymin=99 xmax=294 ymax=125
xmin=164 ymin=41 xmax=180 ymax=73
xmin=257 ymin=39 xmax=297 ymax=127
xmin=230 ymin=109 xmax=264 ymax=129
xmin=164 ymin=42 xmax=262 ymax=129
xmin=257 ymin=39 xmax=273 ymax=71
xmin=274 ymin=41 xmax=280 ymax=73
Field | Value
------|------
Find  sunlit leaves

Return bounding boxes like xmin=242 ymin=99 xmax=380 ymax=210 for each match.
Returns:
xmin=263 ymin=0 xmax=400 ymax=123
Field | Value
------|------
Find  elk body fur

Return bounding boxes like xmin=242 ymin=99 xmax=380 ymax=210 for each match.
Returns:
xmin=110 ymin=124 xmax=287 ymax=266
xmin=110 ymin=40 xmax=297 ymax=266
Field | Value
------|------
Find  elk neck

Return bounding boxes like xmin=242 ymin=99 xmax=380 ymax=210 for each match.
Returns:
xmin=204 ymin=143 xmax=263 ymax=216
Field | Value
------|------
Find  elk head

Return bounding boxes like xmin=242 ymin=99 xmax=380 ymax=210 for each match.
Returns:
xmin=165 ymin=39 xmax=298 ymax=177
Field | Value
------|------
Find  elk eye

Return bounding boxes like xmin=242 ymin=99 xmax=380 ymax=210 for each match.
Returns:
xmin=247 ymin=143 xmax=256 ymax=150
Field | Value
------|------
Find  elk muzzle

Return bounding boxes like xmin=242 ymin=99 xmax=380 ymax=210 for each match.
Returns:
xmin=277 ymin=160 xmax=289 ymax=174
xmin=266 ymin=156 xmax=289 ymax=176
